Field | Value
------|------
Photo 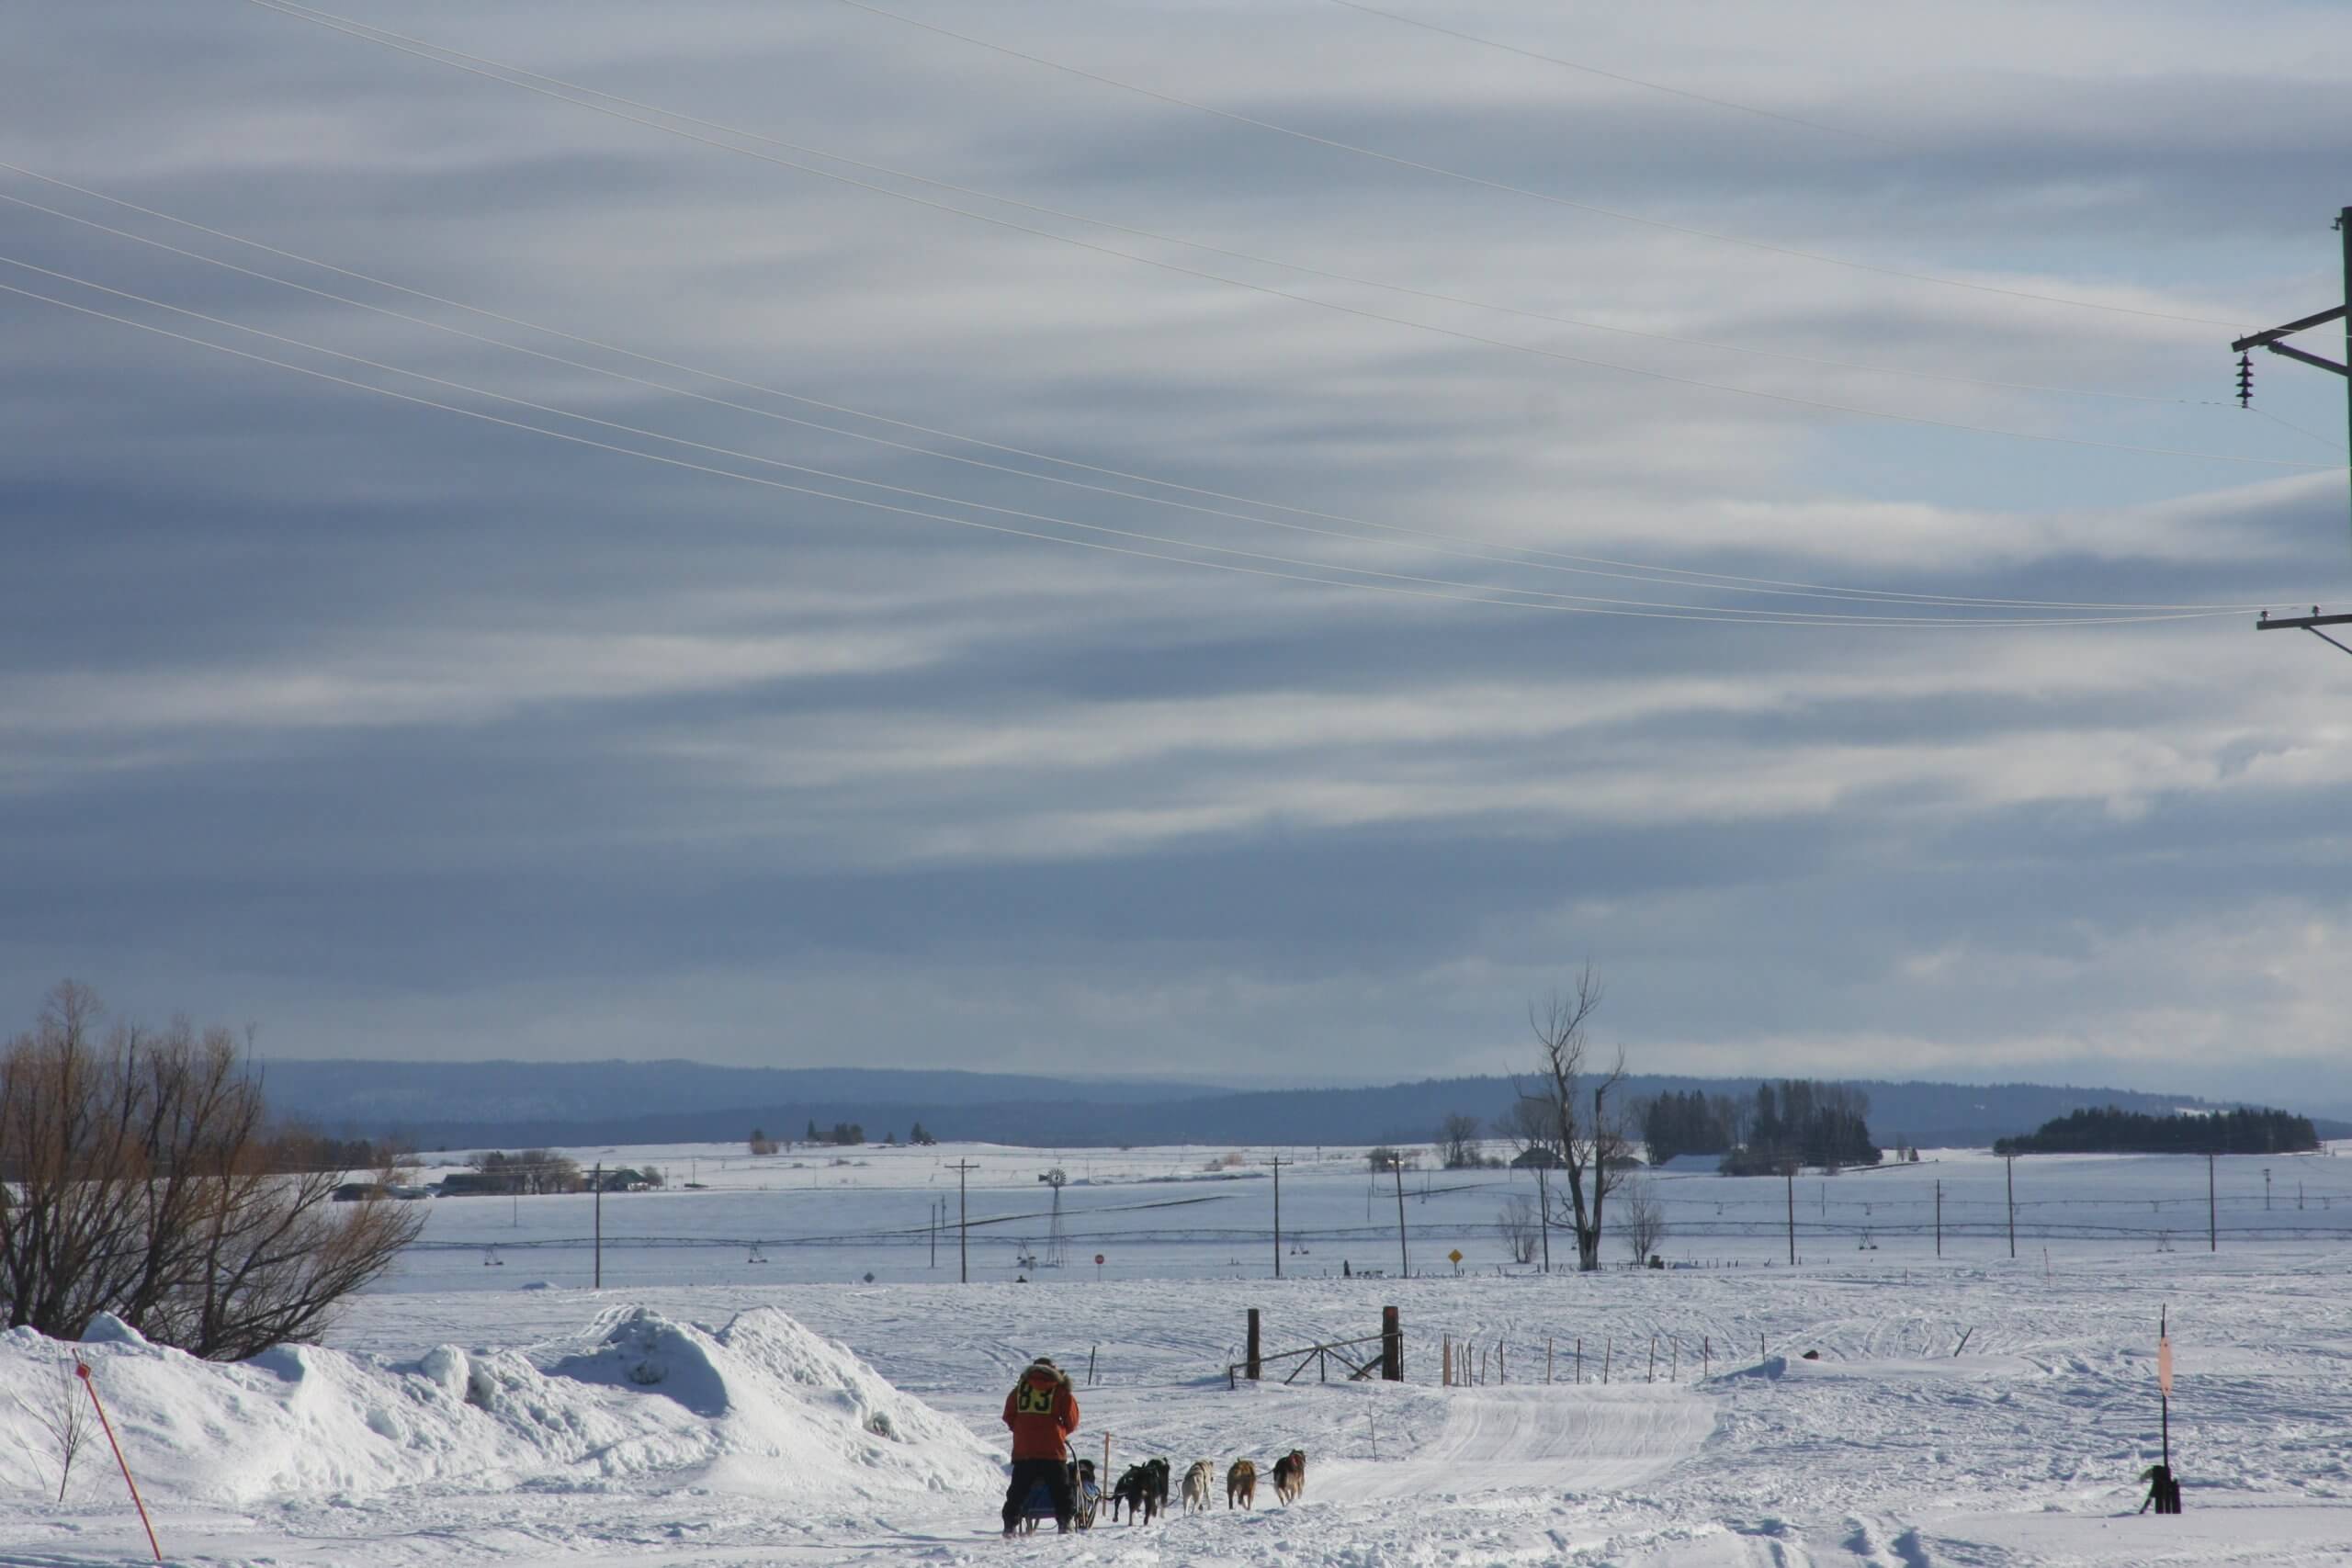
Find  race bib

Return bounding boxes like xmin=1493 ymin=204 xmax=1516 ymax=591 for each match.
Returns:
xmin=1014 ymin=1382 xmax=1057 ymax=1415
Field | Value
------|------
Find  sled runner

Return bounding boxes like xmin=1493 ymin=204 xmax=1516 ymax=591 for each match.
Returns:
xmin=1016 ymin=1459 xmax=1098 ymax=1532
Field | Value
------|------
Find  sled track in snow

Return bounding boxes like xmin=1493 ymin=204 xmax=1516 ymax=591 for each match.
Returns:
xmin=1317 ymin=1384 xmax=1713 ymax=1502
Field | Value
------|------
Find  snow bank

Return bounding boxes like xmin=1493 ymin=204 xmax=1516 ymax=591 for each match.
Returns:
xmin=0 ymin=1305 xmax=997 ymax=1508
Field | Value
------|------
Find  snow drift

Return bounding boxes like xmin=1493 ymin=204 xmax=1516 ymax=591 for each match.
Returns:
xmin=0 ymin=1305 xmax=997 ymax=1507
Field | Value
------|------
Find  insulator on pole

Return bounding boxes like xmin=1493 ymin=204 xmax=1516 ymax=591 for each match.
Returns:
xmin=2237 ymin=351 xmax=2255 ymax=408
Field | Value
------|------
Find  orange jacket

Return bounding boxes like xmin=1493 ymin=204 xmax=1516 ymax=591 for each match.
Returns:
xmin=1001 ymin=1363 xmax=1080 ymax=1460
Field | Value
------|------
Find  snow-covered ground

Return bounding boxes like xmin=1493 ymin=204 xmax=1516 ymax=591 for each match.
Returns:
xmin=3 ymin=1143 xmax=2347 ymax=1565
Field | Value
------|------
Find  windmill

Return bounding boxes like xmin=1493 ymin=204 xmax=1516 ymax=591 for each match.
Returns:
xmin=1038 ymin=1168 xmax=1069 ymax=1268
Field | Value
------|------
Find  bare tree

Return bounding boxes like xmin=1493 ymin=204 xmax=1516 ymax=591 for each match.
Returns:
xmin=0 ymin=983 xmax=426 ymax=1360
xmin=6 ymin=1352 xmax=92 ymax=1501
xmin=1438 ymin=1112 xmax=1484 ymax=1169
xmin=1496 ymin=1091 xmax=1558 ymax=1272
xmin=1522 ymin=965 xmax=1627 ymax=1272
xmin=1496 ymin=1193 xmax=1541 ymax=1264
xmin=1618 ymin=1176 xmax=1668 ymax=1264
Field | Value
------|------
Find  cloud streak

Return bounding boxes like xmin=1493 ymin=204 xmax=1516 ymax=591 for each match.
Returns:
xmin=4 ymin=0 xmax=2348 ymax=1108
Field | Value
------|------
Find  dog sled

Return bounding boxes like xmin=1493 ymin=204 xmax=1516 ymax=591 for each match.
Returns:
xmin=1015 ymin=1459 xmax=1098 ymax=1532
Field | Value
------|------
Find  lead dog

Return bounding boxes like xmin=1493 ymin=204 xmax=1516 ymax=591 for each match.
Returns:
xmin=1226 ymin=1458 xmax=1256 ymax=1509
xmin=1181 ymin=1460 xmax=1215 ymax=1513
xmin=1272 ymin=1449 xmax=1306 ymax=1505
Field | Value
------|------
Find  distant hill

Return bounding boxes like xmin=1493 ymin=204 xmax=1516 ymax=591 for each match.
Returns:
xmin=252 ymin=1060 xmax=1211 ymax=1138
xmin=254 ymin=1059 xmax=2342 ymax=1154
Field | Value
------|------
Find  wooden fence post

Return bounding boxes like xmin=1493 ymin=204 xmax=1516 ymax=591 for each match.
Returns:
xmin=1246 ymin=1308 xmax=1261 ymax=1382
xmin=1382 ymin=1304 xmax=1402 ymax=1381
xmin=1546 ymin=1337 xmax=1555 ymax=1383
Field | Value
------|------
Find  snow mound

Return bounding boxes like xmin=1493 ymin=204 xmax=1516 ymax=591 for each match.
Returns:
xmin=0 ymin=1305 xmax=996 ymax=1507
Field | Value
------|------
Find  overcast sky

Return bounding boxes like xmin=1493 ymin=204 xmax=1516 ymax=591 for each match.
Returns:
xmin=6 ymin=2 xmax=2351 ymax=1107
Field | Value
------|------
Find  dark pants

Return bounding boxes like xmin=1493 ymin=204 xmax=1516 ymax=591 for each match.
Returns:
xmin=1002 ymin=1458 xmax=1074 ymax=1532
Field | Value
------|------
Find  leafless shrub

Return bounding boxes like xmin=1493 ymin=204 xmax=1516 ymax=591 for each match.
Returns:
xmin=5 ymin=1352 xmax=92 ymax=1501
xmin=0 ymin=982 xmax=426 ymax=1360
xmin=1618 ymin=1177 xmax=1668 ymax=1264
xmin=1497 ymin=1194 xmax=1541 ymax=1265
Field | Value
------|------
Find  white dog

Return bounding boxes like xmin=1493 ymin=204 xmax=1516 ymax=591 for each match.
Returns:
xmin=1182 ymin=1460 xmax=1215 ymax=1513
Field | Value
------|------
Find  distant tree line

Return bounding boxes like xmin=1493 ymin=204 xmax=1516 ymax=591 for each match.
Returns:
xmin=1994 ymin=1105 xmax=2317 ymax=1156
xmin=275 ymin=1134 xmax=409 ymax=1173
xmin=1719 ymin=1079 xmax=1880 ymax=1174
xmin=1637 ymin=1090 xmax=1743 ymax=1164
xmin=467 ymin=1149 xmax=582 ymax=1193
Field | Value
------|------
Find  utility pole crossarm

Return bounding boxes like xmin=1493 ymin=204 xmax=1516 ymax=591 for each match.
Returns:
xmin=2256 ymin=608 xmax=2352 ymax=658
xmin=2232 ymin=304 xmax=2347 ymax=355
xmin=2256 ymin=611 xmax=2352 ymax=629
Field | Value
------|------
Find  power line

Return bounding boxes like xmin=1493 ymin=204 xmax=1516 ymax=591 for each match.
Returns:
xmin=13 ymin=164 xmax=2237 ymax=614
xmin=0 ymin=273 xmax=2237 ymax=629
xmin=1317 ymin=0 xmax=1882 ymax=145
xmin=222 ymin=4 xmax=2174 ymax=409
xmin=238 ymin=3 xmax=2313 ymax=469
xmin=4 ymin=182 xmax=2270 ymax=615
xmin=827 ymin=0 xmax=2244 ymax=330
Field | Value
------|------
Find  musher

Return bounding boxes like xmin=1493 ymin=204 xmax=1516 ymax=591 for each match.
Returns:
xmin=1000 ymin=1354 xmax=1080 ymax=1536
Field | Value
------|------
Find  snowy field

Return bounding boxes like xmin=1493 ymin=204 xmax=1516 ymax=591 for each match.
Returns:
xmin=4 ymin=1142 xmax=2349 ymax=1566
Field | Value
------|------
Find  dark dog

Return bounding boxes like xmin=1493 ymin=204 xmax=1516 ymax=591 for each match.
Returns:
xmin=1146 ymin=1457 xmax=1170 ymax=1517
xmin=1227 ymin=1458 xmax=1256 ymax=1509
xmin=1111 ymin=1463 xmax=1161 ymax=1524
xmin=1271 ymin=1449 xmax=1306 ymax=1505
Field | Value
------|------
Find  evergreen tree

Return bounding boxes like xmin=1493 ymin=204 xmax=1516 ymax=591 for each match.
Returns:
xmin=1994 ymin=1105 xmax=2316 ymax=1156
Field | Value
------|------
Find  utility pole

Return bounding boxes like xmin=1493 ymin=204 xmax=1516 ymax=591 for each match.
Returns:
xmin=949 ymin=1160 xmax=980 ymax=1283
xmin=1784 ymin=1165 xmax=1795 ymax=1265
xmin=1271 ymin=1155 xmax=1288 ymax=1279
xmin=593 ymin=1162 xmax=603 ymax=1290
xmin=2209 ymin=1153 xmax=2218 ymax=1251
xmin=1535 ymin=1162 xmax=1551 ymax=1273
xmin=1393 ymin=1156 xmax=1409 ymax=1278
xmin=1934 ymin=1179 xmax=1941 ymax=1258
xmin=2238 ymin=204 xmax=2352 ymax=648
xmin=2006 ymin=1155 xmax=2017 ymax=1260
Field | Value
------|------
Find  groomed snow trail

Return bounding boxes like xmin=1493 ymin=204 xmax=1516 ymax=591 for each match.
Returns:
xmin=1319 ymin=1383 xmax=1711 ymax=1501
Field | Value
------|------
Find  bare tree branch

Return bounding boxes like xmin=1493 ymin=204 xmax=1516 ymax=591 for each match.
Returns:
xmin=0 ymin=983 xmax=424 ymax=1360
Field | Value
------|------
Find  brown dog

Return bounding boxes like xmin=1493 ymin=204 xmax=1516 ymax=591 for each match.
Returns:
xmin=1271 ymin=1449 xmax=1306 ymax=1504
xmin=1226 ymin=1458 xmax=1256 ymax=1509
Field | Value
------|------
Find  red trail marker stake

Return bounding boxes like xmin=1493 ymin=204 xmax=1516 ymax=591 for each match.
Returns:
xmin=76 ymin=1359 xmax=161 ymax=1562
